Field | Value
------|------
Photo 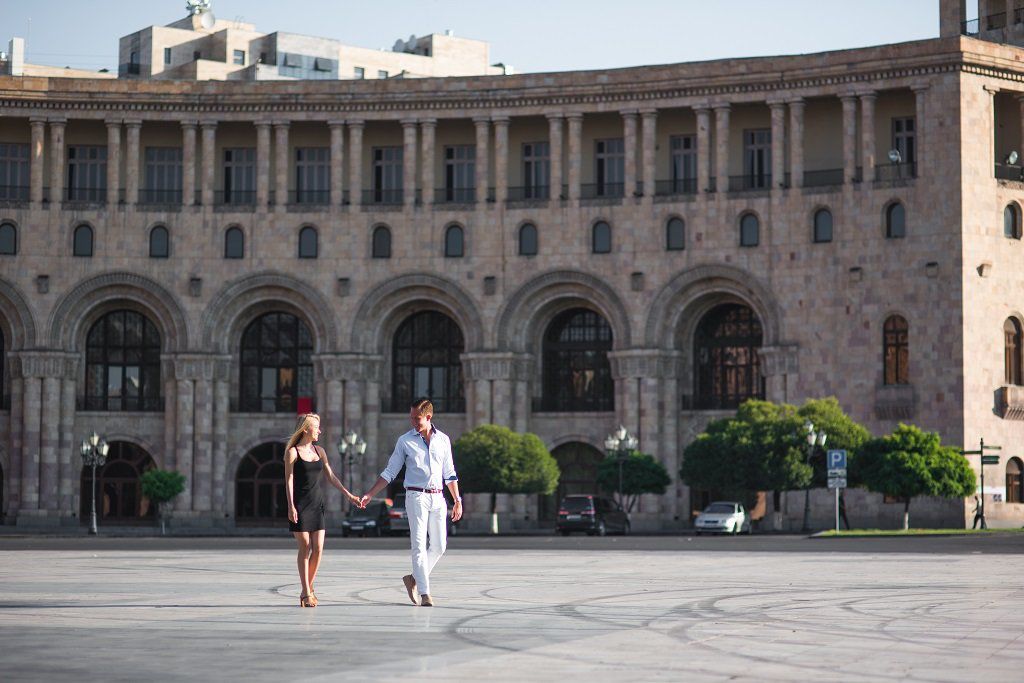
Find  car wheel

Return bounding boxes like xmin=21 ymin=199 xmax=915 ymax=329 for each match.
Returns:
xmin=596 ymin=522 xmax=607 ymax=537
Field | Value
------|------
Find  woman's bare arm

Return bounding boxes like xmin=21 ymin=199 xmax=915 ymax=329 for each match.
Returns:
xmin=285 ymin=446 xmax=298 ymax=523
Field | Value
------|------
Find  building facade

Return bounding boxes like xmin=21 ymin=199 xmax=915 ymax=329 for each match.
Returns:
xmin=1 ymin=1 xmax=1024 ymax=531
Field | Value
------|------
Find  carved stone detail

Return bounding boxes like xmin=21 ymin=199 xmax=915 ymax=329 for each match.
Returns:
xmin=461 ymin=353 xmax=533 ymax=381
xmin=874 ymin=384 xmax=916 ymax=421
xmin=758 ymin=345 xmax=800 ymax=377
xmin=995 ymin=385 xmax=1024 ymax=420
xmin=607 ymin=350 xmax=680 ymax=380
xmin=313 ymin=354 xmax=383 ymax=382
xmin=10 ymin=351 xmax=79 ymax=379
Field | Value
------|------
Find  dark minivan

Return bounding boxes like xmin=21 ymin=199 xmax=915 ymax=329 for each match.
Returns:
xmin=555 ymin=495 xmax=630 ymax=536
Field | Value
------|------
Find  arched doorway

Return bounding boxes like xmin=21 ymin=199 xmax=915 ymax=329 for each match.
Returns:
xmin=235 ymin=442 xmax=288 ymax=525
xmin=693 ymin=303 xmax=765 ymax=409
xmin=79 ymin=441 xmax=156 ymax=524
xmin=538 ymin=442 xmax=605 ymax=523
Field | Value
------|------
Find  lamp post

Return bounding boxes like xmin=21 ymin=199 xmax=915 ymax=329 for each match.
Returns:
xmin=79 ymin=432 xmax=109 ymax=535
xmin=801 ymin=421 xmax=827 ymax=533
xmin=604 ymin=425 xmax=638 ymax=509
xmin=336 ymin=430 xmax=367 ymax=506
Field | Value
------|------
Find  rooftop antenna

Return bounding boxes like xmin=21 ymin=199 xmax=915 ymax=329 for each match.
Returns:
xmin=186 ymin=0 xmax=216 ymax=29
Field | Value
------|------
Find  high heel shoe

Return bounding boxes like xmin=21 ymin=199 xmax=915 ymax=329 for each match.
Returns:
xmin=299 ymin=594 xmax=312 ymax=607
xmin=308 ymin=592 xmax=318 ymax=607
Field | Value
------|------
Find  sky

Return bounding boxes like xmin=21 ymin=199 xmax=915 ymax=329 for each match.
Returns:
xmin=0 ymin=0 xmax=948 ymax=75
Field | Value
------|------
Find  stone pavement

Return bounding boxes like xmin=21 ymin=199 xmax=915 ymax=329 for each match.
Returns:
xmin=1 ymin=541 xmax=1022 ymax=681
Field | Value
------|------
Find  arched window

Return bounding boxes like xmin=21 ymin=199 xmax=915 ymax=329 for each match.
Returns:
xmin=1007 ymin=457 xmax=1023 ymax=504
xmin=372 ymin=225 xmax=391 ymax=258
xmin=85 ymin=310 xmax=162 ymax=411
xmin=813 ymin=209 xmax=833 ymax=243
xmin=739 ymin=213 xmax=759 ymax=247
xmin=444 ymin=224 xmax=464 ymax=258
xmin=1004 ymin=204 xmax=1021 ymax=239
xmin=883 ymin=315 xmax=909 ymax=385
xmin=391 ymin=311 xmax=465 ymax=413
xmin=73 ymin=224 xmax=93 ymax=257
xmin=79 ymin=441 xmax=156 ymax=523
xmin=694 ymin=303 xmax=764 ymax=409
xmin=239 ymin=312 xmax=314 ymax=413
xmin=886 ymin=202 xmax=906 ymax=239
xmin=235 ymin=442 xmax=287 ymax=523
xmin=0 ymin=222 xmax=16 ymax=255
xmin=666 ymin=217 xmax=685 ymax=251
xmin=1005 ymin=318 xmax=1023 ymax=385
xmin=541 ymin=308 xmax=614 ymax=412
xmin=519 ymin=223 xmax=538 ymax=256
xmin=592 ymin=221 xmax=611 ymax=254
xmin=149 ymin=225 xmax=169 ymax=258
xmin=224 ymin=226 xmax=244 ymax=259
xmin=298 ymin=226 xmax=318 ymax=259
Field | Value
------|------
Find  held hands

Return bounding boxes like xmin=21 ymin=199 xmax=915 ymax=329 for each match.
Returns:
xmin=346 ymin=492 xmax=361 ymax=507
xmin=358 ymin=494 xmax=371 ymax=509
xmin=288 ymin=506 xmax=298 ymax=524
xmin=451 ymin=500 xmax=463 ymax=522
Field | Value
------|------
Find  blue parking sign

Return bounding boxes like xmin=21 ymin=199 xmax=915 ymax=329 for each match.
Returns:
xmin=827 ymin=449 xmax=847 ymax=470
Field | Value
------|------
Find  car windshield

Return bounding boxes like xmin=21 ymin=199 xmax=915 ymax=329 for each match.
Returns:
xmin=561 ymin=497 xmax=593 ymax=512
xmin=704 ymin=503 xmax=736 ymax=514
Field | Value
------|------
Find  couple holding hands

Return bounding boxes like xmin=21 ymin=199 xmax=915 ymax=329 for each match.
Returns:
xmin=284 ymin=398 xmax=462 ymax=608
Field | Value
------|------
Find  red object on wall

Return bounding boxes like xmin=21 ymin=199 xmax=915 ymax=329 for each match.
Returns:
xmin=297 ymin=396 xmax=313 ymax=414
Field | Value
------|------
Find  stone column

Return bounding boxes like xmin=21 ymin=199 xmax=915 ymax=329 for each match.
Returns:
xmin=29 ymin=118 xmax=45 ymax=204
xmin=567 ymin=113 xmax=583 ymax=201
xmin=641 ymin=109 xmax=657 ymax=198
xmin=511 ymin=355 xmax=533 ymax=434
xmin=841 ymin=95 xmax=858 ymax=184
xmin=8 ymin=374 xmax=24 ymax=514
xmin=211 ymin=357 xmax=230 ymax=515
xmin=420 ymin=119 xmax=436 ymax=207
xmin=200 ymin=121 xmax=217 ymax=207
xmin=328 ymin=120 xmax=345 ymax=206
xmin=325 ymin=377 xmax=344 ymax=511
xmin=789 ymin=99 xmax=805 ymax=189
xmin=59 ymin=367 xmax=77 ymax=513
xmin=40 ymin=376 xmax=61 ymax=511
xmin=274 ymin=121 xmax=289 ymax=209
xmin=547 ymin=115 xmax=563 ymax=201
xmin=124 ymin=119 xmax=142 ymax=205
xmin=20 ymin=375 xmax=42 ymax=512
xmin=622 ymin=111 xmax=638 ymax=197
xmin=106 ymin=120 xmax=121 ymax=205
xmin=714 ymin=105 xmax=731 ymax=195
xmin=859 ymin=92 xmax=877 ymax=183
xmin=48 ymin=118 xmax=65 ymax=204
xmin=181 ymin=121 xmax=197 ymax=206
xmin=913 ymin=85 xmax=928 ymax=178
xmin=402 ymin=119 xmax=418 ymax=207
xmin=348 ymin=121 xmax=364 ymax=207
xmin=474 ymin=117 xmax=490 ymax=204
xmin=769 ymin=101 xmax=786 ymax=189
xmin=493 ymin=116 xmax=509 ymax=205
xmin=255 ymin=121 xmax=271 ymax=207
xmin=695 ymin=107 xmax=712 ymax=192
xmin=193 ymin=372 xmax=214 ymax=513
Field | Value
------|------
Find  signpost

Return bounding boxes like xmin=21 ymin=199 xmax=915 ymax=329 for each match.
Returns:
xmin=962 ymin=438 xmax=1001 ymax=530
xmin=826 ymin=449 xmax=847 ymax=533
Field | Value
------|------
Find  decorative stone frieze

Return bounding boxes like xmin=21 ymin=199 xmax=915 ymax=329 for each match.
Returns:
xmin=9 ymin=351 xmax=78 ymax=379
xmin=460 ymin=353 xmax=533 ymax=381
xmin=607 ymin=350 xmax=680 ymax=380
xmin=166 ymin=354 xmax=218 ymax=382
xmin=758 ymin=345 xmax=800 ymax=377
xmin=874 ymin=385 xmax=917 ymax=421
xmin=313 ymin=354 xmax=383 ymax=383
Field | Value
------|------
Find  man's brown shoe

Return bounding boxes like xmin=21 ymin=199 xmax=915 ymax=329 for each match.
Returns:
xmin=402 ymin=574 xmax=419 ymax=605
xmin=420 ymin=594 xmax=434 ymax=607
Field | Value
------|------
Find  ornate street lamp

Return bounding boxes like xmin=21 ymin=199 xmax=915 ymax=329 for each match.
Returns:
xmin=801 ymin=421 xmax=827 ymax=533
xmin=337 ymin=430 xmax=367 ymax=503
xmin=80 ymin=432 xmax=109 ymax=535
xmin=604 ymin=425 xmax=638 ymax=509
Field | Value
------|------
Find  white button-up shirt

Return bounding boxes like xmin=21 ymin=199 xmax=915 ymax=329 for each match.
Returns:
xmin=380 ymin=424 xmax=458 ymax=490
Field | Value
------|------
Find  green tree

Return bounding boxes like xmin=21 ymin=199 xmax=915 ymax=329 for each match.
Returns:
xmin=140 ymin=469 xmax=186 ymax=535
xmin=855 ymin=424 xmax=976 ymax=529
xmin=454 ymin=424 xmax=560 ymax=533
xmin=596 ymin=451 xmax=671 ymax=512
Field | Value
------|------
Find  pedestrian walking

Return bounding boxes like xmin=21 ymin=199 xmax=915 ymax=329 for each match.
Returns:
xmin=359 ymin=398 xmax=462 ymax=607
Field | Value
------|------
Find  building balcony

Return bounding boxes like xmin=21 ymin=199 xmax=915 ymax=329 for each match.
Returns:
xmin=0 ymin=185 xmax=29 ymax=207
xmin=288 ymin=189 xmax=330 ymax=207
xmin=802 ymin=168 xmax=844 ymax=188
xmin=727 ymin=174 xmax=771 ymax=192
xmin=995 ymin=163 xmax=1024 ymax=182
xmin=506 ymin=185 xmax=550 ymax=202
xmin=434 ymin=187 xmax=476 ymax=205
xmin=995 ymin=385 xmax=1024 ymax=420
xmin=654 ymin=178 xmax=698 ymax=197
xmin=987 ymin=11 xmax=1007 ymax=30
xmin=138 ymin=188 xmax=183 ymax=206
xmin=64 ymin=186 xmax=107 ymax=206
xmin=214 ymin=190 xmax=256 ymax=209
xmin=362 ymin=188 xmax=404 ymax=206
xmin=581 ymin=182 xmax=624 ymax=200
xmin=875 ymin=162 xmax=917 ymax=182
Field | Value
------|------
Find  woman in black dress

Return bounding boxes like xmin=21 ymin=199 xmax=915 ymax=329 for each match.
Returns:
xmin=284 ymin=413 xmax=360 ymax=607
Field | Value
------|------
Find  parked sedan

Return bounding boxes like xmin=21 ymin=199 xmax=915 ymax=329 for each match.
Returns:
xmin=694 ymin=501 xmax=751 ymax=535
xmin=555 ymin=494 xmax=630 ymax=536
xmin=341 ymin=501 xmax=393 ymax=537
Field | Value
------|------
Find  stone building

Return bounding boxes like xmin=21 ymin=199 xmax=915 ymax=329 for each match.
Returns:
xmin=1 ymin=0 xmax=1023 ymax=531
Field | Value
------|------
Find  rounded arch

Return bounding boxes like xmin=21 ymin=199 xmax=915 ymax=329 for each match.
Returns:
xmin=234 ymin=440 xmax=288 ymax=523
xmin=644 ymin=263 xmax=782 ymax=349
xmin=883 ymin=199 xmax=907 ymax=238
xmin=518 ymin=220 xmax=538 ymax=256
xmin=201 ymin=271 xmax=337 ymax=354
xmin=72 ymin=222 xmax=94 ymax=257
xmin=538 ymin=440 xmax=606 ymax=522
xmin=665 ymin=214 xmax=686 ymax=250
xmin=351 ymin=273 xmax=483 ymax=353
xmin=371 ymin=223 xmax=392 ymax=258
xmin=495 ymin=270 xmax=632 ymax=352
xmin=1004 ymin=202 xmax=1022 ymax=240
xmin=444 ymin=222 xmax=465 ymax=258
xmin=48 ymin=272 xmax=188 ymax=352
xmin=78 ymin=440 xmax=157 ymax=523
xmin=148 ymin=224 xmax=170 ymax=258
xmin=812 ymin=206 xmax=834 ymax=243
xmin=738 ymin=211 xmax=761 ymax=247
xmin=298 ymin=224 xmax=318 ymax=259
xmin=0 ymin=277 xmax=37 ymax=349
xmin=0 ymin=219 xmax=18 ymax=255
xmin=224 ymin=432 xmax=292 ymax=517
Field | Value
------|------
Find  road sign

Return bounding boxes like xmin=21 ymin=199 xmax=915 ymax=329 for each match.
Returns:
xmin=827 ymin=449 xmax=847 ymax=470
xmin=981 ymin=455 xmax=1000 ymax=465
xmin=827 ymin=468 xmax=847 ymax=478
xmin=827 ymin=476 xmax=847 ymax=489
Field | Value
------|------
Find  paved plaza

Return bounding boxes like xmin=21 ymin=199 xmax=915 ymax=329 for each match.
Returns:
xmin=1 ymin=536 xmax=1023 ymax=682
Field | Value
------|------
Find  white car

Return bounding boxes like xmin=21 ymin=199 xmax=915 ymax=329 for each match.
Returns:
xmin=694 ymin=501 xmax=751 ymax=535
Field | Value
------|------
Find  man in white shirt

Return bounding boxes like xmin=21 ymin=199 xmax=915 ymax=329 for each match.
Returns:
xmin=359 ymin=398 xmax=462 ymax=607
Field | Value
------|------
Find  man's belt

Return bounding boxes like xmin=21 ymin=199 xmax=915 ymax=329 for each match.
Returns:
xmin=405 ymin=486 xmax=443 ymax=494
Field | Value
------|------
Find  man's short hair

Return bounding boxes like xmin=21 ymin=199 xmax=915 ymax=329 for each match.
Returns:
xmin=411 ymin=397 xmax=434 ymax=417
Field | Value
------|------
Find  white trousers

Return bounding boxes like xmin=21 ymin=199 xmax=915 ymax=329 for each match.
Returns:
xmin=406 ymin=490 xmax=447 ymax=595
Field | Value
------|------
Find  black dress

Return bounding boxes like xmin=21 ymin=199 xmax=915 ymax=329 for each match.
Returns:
xmin=289 ymin=446 xmax=326 ymax=532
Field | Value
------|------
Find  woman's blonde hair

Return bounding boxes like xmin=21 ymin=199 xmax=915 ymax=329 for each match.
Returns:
xmin=285 ymin=413 xmax=321 ymax=454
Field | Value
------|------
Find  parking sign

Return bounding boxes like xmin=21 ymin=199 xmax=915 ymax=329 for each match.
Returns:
xmin=827 ymin=449 xmax=847 ymax=470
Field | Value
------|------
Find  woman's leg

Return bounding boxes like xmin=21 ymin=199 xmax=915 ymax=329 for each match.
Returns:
xmin=294 ymin=531 xmax=311 ymax=599
xmin=307 ymin=529 xmax=325 ymax=593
